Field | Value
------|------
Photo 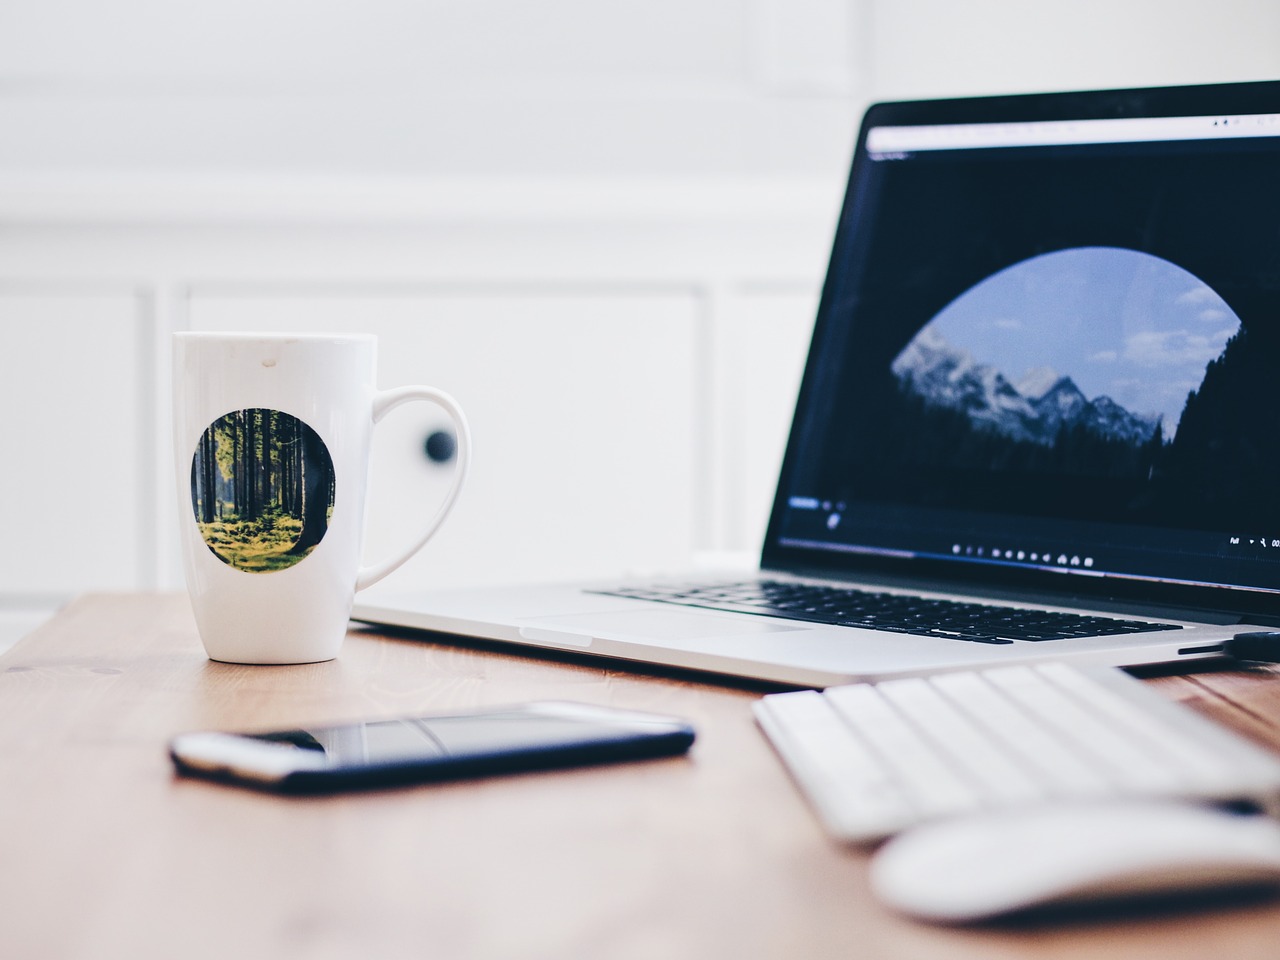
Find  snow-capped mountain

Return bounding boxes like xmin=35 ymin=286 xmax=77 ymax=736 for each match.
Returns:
xmin=1076 ymin=395 xmax=1162 ymax=445
xmin=1023 ymin=374 xmax=1088 ymax=434
xmin=891 ymin=327 xmax=1160 ymax=446
xmin=1014 ymin=365 xmax=1062 ymax=400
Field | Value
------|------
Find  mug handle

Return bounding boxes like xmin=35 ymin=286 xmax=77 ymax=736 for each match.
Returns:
xmin=355 ymin=385 xmax=471 ymax=592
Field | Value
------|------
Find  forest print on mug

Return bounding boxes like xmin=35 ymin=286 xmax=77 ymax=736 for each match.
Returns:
xmin=189 ymin=408 xmax=337 ymax=572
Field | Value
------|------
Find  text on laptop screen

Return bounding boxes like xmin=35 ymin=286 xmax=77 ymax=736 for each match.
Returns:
xmin=774 ymin=92 xmax=1280 ymax=597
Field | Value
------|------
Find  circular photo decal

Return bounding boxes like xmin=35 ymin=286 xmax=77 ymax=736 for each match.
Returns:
xmin=189 ymin=409 xmax=336 ymax=572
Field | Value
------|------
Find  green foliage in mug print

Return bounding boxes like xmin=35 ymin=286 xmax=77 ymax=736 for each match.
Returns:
xmin=190 ymin=409 xmax=336 ymax=573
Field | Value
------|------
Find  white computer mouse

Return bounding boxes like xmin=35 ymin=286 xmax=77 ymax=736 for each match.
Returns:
xmin=869 ymin=801 xmax=1280 ymax=924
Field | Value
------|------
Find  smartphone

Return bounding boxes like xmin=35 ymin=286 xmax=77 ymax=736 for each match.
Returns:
xmin=169 ymin=701 xmax=696 ymax=793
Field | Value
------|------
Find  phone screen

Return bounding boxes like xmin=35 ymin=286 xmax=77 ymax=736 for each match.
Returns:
xmin=170 ymin=701 xmax=695 ymax=792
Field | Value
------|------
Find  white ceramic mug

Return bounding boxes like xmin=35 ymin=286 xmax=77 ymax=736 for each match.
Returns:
xmin=172 ymin=332 xmax=470 ymax=663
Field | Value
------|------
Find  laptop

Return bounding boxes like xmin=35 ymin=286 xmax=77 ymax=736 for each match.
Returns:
xmin=355 ymin=79 xmax=1280 ymax=688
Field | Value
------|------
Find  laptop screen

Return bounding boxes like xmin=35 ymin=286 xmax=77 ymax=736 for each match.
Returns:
xmin=765 ymin=81 xmax=1280 ymax=610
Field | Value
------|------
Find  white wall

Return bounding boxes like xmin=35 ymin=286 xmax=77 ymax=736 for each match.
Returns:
xmin=0 ymin=0 xmax=862 ymax=180
xmin=866 ymin=1 xmax=1280 ymax=100
xmin=1 ymin=0 xmax=1278 ymax=653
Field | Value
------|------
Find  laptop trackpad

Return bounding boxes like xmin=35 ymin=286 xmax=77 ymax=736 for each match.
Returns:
xmin=519 ymin=609 xmax=809 ymax=644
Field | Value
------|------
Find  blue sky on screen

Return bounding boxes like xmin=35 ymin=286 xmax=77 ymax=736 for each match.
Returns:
xmin=916 ymin=246 xmax=1239 ymax=435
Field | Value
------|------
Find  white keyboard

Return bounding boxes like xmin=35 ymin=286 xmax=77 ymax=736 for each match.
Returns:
xmin=754 ymin=662 xmax=1280 ymax=843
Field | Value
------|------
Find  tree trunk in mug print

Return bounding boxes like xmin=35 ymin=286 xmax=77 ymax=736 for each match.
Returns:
xmin=245 ymin=409 xmax=259 ymax=521
xmin=261 ymin=409 xmax=274 ymax=511
xmin=197 ymin=429 xmax=216 ymax=524
xmin=232 ymin=411 xmax=245 ymax=521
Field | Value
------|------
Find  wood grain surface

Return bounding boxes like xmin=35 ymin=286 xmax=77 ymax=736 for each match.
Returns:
xmin=4 ymin=594 xmax=1280 ymax=960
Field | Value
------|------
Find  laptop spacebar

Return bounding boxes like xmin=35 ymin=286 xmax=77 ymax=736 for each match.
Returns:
xmin=590 ymin=581 xmax=1181 ymax=645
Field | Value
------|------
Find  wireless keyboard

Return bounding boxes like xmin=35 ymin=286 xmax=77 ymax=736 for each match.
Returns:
xmin=754 ymin=662 xmax=1280 ymax=843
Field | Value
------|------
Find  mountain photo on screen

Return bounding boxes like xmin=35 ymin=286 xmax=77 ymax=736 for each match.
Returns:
xmin=189 ymin=409 xmax=337 ymax=573
xmin=885 ymin=246 xmax=1242 ymax=520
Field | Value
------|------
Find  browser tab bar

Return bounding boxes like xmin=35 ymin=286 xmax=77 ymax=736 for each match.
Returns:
xmin=867 ymin=113 xmax=1280 ymax=155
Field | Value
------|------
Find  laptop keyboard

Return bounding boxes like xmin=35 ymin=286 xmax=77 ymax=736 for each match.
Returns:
xmin=754 ymin=662 xmax=1280 ymax=843
xmin=593 ymin=580 xmax=1180 ymax=644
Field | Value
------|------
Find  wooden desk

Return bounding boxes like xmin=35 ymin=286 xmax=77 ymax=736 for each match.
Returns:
xmin=4 ymin=594 xmax=1280 ymax=960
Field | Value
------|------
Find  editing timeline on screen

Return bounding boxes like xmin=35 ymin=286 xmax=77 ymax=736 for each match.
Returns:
xmin=775 ymin=97 xmax=1280 ymax=597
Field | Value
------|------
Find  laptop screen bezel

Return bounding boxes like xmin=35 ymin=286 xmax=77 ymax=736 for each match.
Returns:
xmin=760 ymin=78 xmax=1280 ymax=622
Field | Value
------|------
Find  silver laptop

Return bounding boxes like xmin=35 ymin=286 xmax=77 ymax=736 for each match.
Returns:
xmin=355 ymin=79 xmax=1280 ymax=687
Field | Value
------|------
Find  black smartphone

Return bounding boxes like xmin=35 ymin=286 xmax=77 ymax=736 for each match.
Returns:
xmin=169 ymin=701 xmax=696 ymax=793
